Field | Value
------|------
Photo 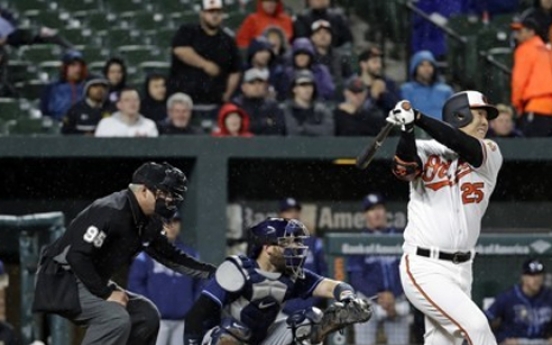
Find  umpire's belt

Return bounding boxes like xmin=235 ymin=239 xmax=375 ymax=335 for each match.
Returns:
xmin=416 ymin=247 xmax=471 ymax=264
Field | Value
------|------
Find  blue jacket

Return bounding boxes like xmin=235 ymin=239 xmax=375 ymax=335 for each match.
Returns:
xmin=400 ymin=50 xmax=453 ymax=120
xmin=277 ymin=38 xmax=335 ymax=101
xmin=485 ymin=284 xmax=552 ymax=343
xmin=347 ymin=227 xmax=403 ymax=298
xmin=128 ymin=240 xmax=201 ymax=320
xmin=283 ymin=237 xmax=328 ymax=314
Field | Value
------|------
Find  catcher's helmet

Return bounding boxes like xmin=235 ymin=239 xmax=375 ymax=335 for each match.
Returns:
xmin=442 ymin=91 xmax=498 ymax=128
xmin=247 ymin=218 xmax=310 ymax=279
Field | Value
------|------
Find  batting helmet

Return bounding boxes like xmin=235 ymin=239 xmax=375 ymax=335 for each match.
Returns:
xmin=442 ymin=91 xmax=498 ymax=128
xmin=247 ymin=218 xmax=310 ymax=279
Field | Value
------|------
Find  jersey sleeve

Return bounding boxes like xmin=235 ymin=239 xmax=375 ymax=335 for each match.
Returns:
xmin=473 ymin=139 xmax=503 ymax=183
xmin=65 ymin=205 xmax=115 ymax=298
xmin=415 ymin=140 xmax=452 ymax=164
xmin=290 ymin=268 xmax=324 ymax=299
xmin=484 ymin=292 xmax=506 ymax=321
xmin=201 ymin=257 xmax=245 ymax=307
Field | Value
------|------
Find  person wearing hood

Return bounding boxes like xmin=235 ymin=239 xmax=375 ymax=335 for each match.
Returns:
xmin=140 ymin=73 xmax=168 ymax=123
xmin=158 ymin=92 xmax=202 ymax=135
xmin=279 ymin=37 xmax=335 ymax=101
xmin=212 ymin=103 xmax=253 ymax=137
xmin=61 ymin=78 xmax=111 ymax=135
xmin=236 ymin=0 xmax=293 ymax=49
xmin=400 ymin=50 xmax=453 ymax=120
xmin=293 ymin=0 xmax=352 ymax=49
xmin=281 ymin=69 xmax=334 ymax=136
xmin=103 ymin=57 xmax=127 ymax=111
xmin=518 ymin=0 xmax=552 ymax=42
xmin=232 ymin=68 xmax=286 ymax=135
xmin=262 ymin=26 xmax=290 ymax=65
xmin=40 ymin=50 xmax=89 ymax=121
xmin=245 ymin=36 xmax=285 ymax=91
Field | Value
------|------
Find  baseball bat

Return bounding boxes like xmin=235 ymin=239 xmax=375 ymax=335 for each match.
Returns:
xmin=355 ymin=101 xmax=412 ymax=170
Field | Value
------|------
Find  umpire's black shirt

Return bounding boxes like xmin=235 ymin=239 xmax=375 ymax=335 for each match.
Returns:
xmin=46 ymin=189 xmax=215 ymax=299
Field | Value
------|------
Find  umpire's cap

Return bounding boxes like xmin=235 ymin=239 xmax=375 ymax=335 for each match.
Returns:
xmin=132 ymin=162 xmax=187 ymax=198
xmin=522 ymin=258 xmax=545 ymax=275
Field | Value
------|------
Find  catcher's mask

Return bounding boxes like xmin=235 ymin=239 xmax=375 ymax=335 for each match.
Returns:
xmin=132 ymin=162 xmax=187 ymax=218
xmin=248 ymin=218 xmax=310 ymax=279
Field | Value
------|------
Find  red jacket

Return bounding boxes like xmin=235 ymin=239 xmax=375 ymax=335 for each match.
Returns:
xmin=511 ymin=35 xmax=552 ymax=115
xmin=212 ymin=103 xmax=254 ymax=137
xmin=236 ymin=0 xmax=293 ymax=49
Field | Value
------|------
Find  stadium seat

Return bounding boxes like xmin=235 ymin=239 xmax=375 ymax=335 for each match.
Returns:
xmin=151 ymin=28 xmax=175 ymax=48
xmin=106 ymin=0 xmax=147 ymax=14
xmin=28 ymin=10 xmax=70 ymax=28
xmin=100 ymin=28 xmax=144 ymax=49
xmin=59 ymin=28 xmax=101 ymax=47
xmin=74 ymin=46 xmax=110 ymax=64
xmin=14 ymin=80 xmax=48 ymax=100
xmin=0 ymin=98 xmax=22 ymax=122
xmin=117 ymin=45 xmax=163 ymax=67
xmin=38 ymin=60 xmax=63 ymax=81
xmin=12 ymin=0 xmax=55 ymax=13
xmin=56 ymin=0 xmax=100 ymax=13
xmin=7 ymin=118 xmax=44 ymax=135
xmin=20 ymin=45 xmax=62 ymax=64
xmin=7 ymin=60 xmax=38 ymax=84
xmin=224 ymin=12 xmax=247 ymax=31
xmin=75 ymin=10 xmax=118 ymax=31
xmin=154 ymin=0 xmax=194 ymax=15
xmin=139 ymin=61 xmax=170 ymax=76
xmin=171 ymin=11 xmax=199 ymax=24
xmin=87 ymin=61 xmax=107 ymax=76
xmin=120 ymin=11 xmax=170 ymax=32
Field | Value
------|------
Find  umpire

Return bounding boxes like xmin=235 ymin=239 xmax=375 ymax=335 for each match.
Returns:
xmin=32 ymin=161 xmax=216 ymax=345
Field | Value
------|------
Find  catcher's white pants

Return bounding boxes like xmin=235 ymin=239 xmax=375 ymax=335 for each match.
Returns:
xmin=156 ymin=320 xmax=184 ymax=345
xmin=399 ymin=253 xmax=497 ymax=345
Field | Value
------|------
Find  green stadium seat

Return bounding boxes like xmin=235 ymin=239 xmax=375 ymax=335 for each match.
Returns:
xmin=171 ymin=11 xmax=199 ymax=25
xmin=151 ymin=28 xmax=175 ymax=48
xmin=87 ymin=61 xmax=107 ymax=76
xmin=56 ymin=0 xmax=100 ymax=13
xmin=121 ymin=11 xmax=170 ymax=32
xmin=12 ymin=0 xmax=54 ymax=13
xmin=0 ymin=98 xmax=22 ymax=122
xmin=8 ymin=118 xmax=44 ymax=135
xmin=476 ymin=27 xmax=510 ymax=53
xmin=118 ymin=45 xmax=163 ymax=67
xmin=139 ymin=61 xmax=170 ymax=76
xmin=7 ymin=60 xmax=38 ymax=84
xmin=28 ymin=10 xmax=70 ymax=28
xmin=106 ymin=0 xmax=146 ymax=14
xmin=14 ymin=80 xmax=48 ymax=100
xmin=20 ymin=45 xmax=62 ymax=64
xmin=224 ymin=12 xmax=247 ymax=31
xmin=74 ymin=46 xmax=110 ymax=64
xmin=154 ymin=0 xmax=195 ymax=14
xmin=59 ymin=28 xmax=100 ymax=47
xmin=100 ymin=28 xmax=144 ymax=49
xmin=76 ymin=10 xmax=118 ymax=31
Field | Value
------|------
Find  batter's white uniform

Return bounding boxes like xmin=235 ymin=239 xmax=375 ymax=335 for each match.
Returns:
xmin=399 ymin=138 xmax=502 ymax=345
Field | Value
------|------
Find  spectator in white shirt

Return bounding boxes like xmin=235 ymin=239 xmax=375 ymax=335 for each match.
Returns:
xmin=94 ymin=87 xmax=158 ymax=137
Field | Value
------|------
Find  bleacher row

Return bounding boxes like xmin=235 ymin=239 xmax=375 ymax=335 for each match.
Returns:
xmin=0 ymin=0 xmax=257 ymax=134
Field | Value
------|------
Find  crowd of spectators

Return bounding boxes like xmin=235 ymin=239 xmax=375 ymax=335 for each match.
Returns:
xmin=1 ymin=0 xmax=552 ymax=138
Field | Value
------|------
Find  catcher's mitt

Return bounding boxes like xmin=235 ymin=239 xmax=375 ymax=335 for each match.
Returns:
xmin=311 ymin=298 xmax=372 ymax=343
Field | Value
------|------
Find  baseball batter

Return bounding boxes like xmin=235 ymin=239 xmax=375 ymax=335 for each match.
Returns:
xmin=386 ymin=91 xmax=503 ymax=345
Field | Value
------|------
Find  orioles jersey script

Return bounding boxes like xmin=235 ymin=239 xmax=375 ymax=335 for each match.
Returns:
xmin=404 ymin=139 xmax=502 ymax=251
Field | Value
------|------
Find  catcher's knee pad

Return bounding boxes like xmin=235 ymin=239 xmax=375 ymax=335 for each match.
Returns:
xmin=286 ymin=307 xmax=324 ymax=342
xmin=207 ymin=318 xmax=251 ymax=345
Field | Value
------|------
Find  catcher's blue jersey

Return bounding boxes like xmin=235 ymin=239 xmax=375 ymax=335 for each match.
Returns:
xmin=202 ymin=255 xmax=323 ymax=343
xmin=485 ymin=284 xmax=552 ymax=342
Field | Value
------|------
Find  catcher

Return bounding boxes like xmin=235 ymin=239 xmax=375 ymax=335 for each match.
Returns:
xmin=184 ymin=218 xmax=372 ymax=345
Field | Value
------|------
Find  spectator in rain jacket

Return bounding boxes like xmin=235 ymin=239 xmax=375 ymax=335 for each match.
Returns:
xmin=236 ymin=0 xmax=293 ymax=49
xmin=41 ymin=50 xmax=89 ymax=121
xmin=400 ymin=50 xmax=453 ymax=120
xmin=103 ymin=57 xmax=127 ymax=112
xmin=212 ymin=103 xmax=253 ymax=137
xmin=245 ymin=36 xmax=286 ymax=93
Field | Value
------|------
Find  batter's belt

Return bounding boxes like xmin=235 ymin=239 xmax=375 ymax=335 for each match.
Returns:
xmin=416 ymin=247 xmax=472 ymax=264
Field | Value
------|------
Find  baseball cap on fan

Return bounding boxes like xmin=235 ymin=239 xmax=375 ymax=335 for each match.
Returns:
xmin=311 ymin=19 xmax=332 ymax=33
xmin=201 ymin=0 xmax=223 ymax=11
xmin=522 ymin=258 xmax=545 ymax=275
xmin=243 ymin=68 xmax=269 ymax=83
xmin=362 ymin=193 xmax=385 ymax=211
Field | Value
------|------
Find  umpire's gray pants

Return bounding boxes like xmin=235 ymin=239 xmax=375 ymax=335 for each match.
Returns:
xmin=72 ymin=281 xmax=160 ymax=345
